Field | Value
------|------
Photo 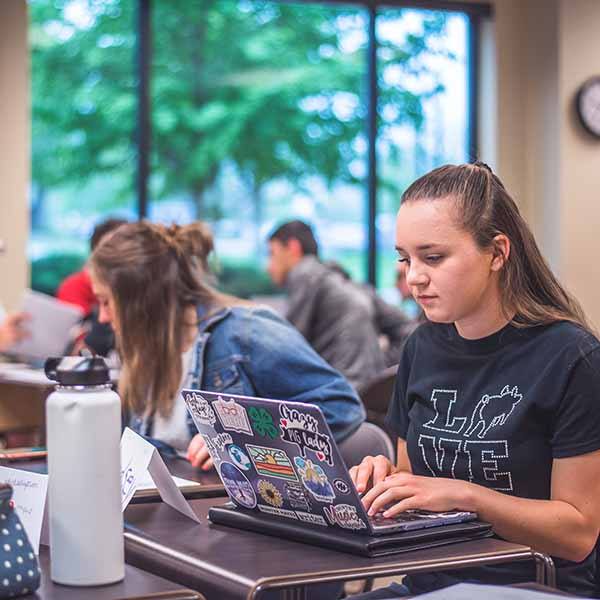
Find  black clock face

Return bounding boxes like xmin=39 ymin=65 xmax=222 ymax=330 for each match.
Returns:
xmin=576 ymin=77 xmax=600 ymax=138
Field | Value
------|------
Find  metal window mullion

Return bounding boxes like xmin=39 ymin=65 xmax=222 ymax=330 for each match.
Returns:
xmin=467 ymin=13 xmax=480 ymax=161
xmin=136 ymin=0 xmax=151 ymax=219
xmin=367 ymin=4 xmax=377 ymax=286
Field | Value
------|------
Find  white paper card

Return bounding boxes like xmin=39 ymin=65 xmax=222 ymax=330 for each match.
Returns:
xmin=120 ymin=428 xmax=200 ymax=522
xmin=135 ymin=473 xmax=197 ymax=491
xmin=0 ymin=466 xmax=48 ymax=553
xmin=146 ymin=451 xmax=199 ymax=521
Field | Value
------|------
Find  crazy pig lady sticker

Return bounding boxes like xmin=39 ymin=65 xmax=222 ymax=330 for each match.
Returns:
xmin=279 ymin=404 xmax=333 ymax=466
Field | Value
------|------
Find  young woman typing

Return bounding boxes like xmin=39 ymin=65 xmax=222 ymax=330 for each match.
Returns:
xmin=350 ymin=162 xmax=600 ymax=597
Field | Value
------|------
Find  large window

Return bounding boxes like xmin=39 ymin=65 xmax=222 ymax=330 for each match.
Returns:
xmin=29 ymin=0 xmax=482 ymax=298
xmin=150 ymin=1 xmax=368 ymax=294
xmin=29 ymin=0 xmax=137 ymax=295
xmin=376 ymin=8 xmax=470 ymax=290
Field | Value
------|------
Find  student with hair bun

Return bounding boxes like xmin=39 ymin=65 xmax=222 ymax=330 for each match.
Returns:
xmin=89 ymin=220 xmax=365 ymax=469
xmin=349 ymin=162 xmax=600 ymax=597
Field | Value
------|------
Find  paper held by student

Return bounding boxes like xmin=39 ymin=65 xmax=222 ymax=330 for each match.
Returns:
xmin=8 ymin=290 xmax=83 ymax=360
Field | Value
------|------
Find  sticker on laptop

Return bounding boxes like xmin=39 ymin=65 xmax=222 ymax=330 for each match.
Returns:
xmin=323 ymin=504 xmax=367 ymax=531
xmin=213 ymin=396 xmax=253 ymax=436
xmin=183 ymin=391 xmax=216 ymax=426
xmin=333 ymin=479 xmax=351 ymax=495
xmin=248 ymin=406 xmax=279 ymax=440
xmin=257 ymin=479 xmax=284 ymax=508
xmin=279 ymin=404 xmax=333 ymax=466
xmin=257 ymin=505 xmax=298 ymax=519
xmin=246 ymin=445 xmax=298 ymax=481
xmin=294 ymin=457 xmax=335 ymax=503
xmin=227 ymin=444 xmax=251 ymax=471
xmin=203 ymin=435 xmax=222 ymax=464
xmin=212 ymin=432 xmax=234 ymax=452
xmin=219 ymin=462 xmax=256 ymax=509
xmin=284 ymin=482 xmax=311 ymax=511
xmin=295 ymin=511 xmax=328 ymax=527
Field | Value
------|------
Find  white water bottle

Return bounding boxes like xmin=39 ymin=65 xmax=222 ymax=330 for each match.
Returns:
xmin=44 ymin=356 xmax=124 ymax=585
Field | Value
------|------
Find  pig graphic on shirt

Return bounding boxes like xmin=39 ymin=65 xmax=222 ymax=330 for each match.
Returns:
xmin=464 ymin=385 xmax=522 ymax=439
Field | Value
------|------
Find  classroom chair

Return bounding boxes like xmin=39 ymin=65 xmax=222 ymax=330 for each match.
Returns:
xmin=356 ymin=364 xmax=398 ymax=436
xmin=338 ymin=421 xmax=395 ymax=469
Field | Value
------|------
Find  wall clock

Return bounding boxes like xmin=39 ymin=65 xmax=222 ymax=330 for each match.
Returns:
xmin=576 ymin=77 xmax=600 ymax=138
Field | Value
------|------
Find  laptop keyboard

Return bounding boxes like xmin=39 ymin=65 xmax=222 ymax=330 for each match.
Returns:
xmin=369 ymin=509 xmax=442 ymax=527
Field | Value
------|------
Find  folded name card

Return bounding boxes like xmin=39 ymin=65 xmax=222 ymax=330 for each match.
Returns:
xmin=0 ymin=466 xmax=48 ymax=553
xmin=120 ymin=428 xmax=200 ymax=522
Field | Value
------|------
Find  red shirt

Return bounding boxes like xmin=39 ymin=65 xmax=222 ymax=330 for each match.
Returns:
xmin=56 ymin=270 xmax=97 ymax=316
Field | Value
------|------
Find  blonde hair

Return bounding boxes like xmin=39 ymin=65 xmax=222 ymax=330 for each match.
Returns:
xmin=90 ymin=220 xmax=227 ymax=418
xmin=401 ymin=163 xmax=592 ymax=332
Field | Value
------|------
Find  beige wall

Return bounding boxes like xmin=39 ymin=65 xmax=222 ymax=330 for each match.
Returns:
xmin=0 ymin=0 xmax=29 ymax=310
xmin=479 ymin=0 xmax=600 ymax=327
xmin=559 ymin=1 xmax=600 ymax=327
xmin=475 ymin=0 xmax=559 ymax=234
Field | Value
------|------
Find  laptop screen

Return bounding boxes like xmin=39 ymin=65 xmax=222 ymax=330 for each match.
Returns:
xmin=181 ymin=388 xmax=374 ymax=532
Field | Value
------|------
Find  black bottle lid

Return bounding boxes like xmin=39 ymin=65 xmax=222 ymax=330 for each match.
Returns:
xmin=44 ymin=356 xmax=110 ymax=386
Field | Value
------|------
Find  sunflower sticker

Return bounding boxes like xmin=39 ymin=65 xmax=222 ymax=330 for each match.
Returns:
xmin=257 ymin=479 xmax=284 ymax=508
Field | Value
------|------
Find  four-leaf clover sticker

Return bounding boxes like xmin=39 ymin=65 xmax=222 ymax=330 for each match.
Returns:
xmin=248 ymin=407 xmax=279 ymax=439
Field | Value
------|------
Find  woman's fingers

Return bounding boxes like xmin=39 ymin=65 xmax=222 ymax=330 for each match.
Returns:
xmin=190 ymin=446 xmax=211 ymax=469
xmin=187 ymin=434 xmax=205 ymax=458
xmin=361 ymin=474 xmax=468 ymax=517
xmin=187 ymin=434 xmax=214 ymax=470
xmin=351 ymin=455 xmax=394 ymax=494
xmin=367 ymin=486 xmax=415 ymax=516
xmin=199 ymin=454 xmax=214 ymax=471
xmin=381 ymin=496 xmax=420 ymax=518
xmin=361 ymin=471 xmax=412 ymax=512
xmin=353 ymin=457 xmax=375 ymax=494
xmin=372 ymin=455 xmax=393 ymax=487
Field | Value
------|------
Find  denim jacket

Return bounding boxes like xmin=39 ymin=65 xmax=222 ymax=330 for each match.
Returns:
xmin=129 ymin=305 xmax=365 ymax=451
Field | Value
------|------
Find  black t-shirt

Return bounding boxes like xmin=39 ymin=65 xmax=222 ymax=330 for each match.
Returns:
xmin=385 ymin=320 xmax=600 ymax=596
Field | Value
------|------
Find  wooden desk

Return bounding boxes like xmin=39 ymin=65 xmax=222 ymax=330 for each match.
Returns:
xmin=23 ymin=546 xmax=204 ymax=599
xmin=135 ymin=457 xmax=225 ymax=501
xmin=0 ymin=378 xmax=51 ymax=435
xmin=124 ymin=498 xmax=552 ymax=600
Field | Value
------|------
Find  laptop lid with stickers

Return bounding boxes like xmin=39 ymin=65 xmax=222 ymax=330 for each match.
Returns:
xmin=181 ymin=389 xmax=476 ymax=536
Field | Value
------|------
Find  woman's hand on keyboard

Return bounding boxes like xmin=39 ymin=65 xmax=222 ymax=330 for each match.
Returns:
xmin=187 ymin=434 xmax=214 ymax=471
xmin=361 ymin=472 xmax=475 ymax=517
xmin=349 ymin=455 xmax=395 ymax=495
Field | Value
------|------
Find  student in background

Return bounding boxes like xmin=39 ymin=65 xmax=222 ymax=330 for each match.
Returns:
xmin=349 ymin=162 xmax=600 ymax=598
xmin=89 ymin=221 xmax=365 ymax=468
xmin=57 ymin=217 xmax=127 ymax=357
xmin=267 ymin=220 xmax=411 ymax=388
xmin=57 ymin=217 xmax=127 ymax=317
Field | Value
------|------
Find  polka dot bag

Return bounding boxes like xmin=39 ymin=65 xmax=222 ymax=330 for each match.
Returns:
xmin=0 ymin=484 xmax=40 ymax=597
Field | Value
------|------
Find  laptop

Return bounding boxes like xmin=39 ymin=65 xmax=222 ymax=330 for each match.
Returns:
xmin=181 ymin=389 xmax=477 ymax=536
